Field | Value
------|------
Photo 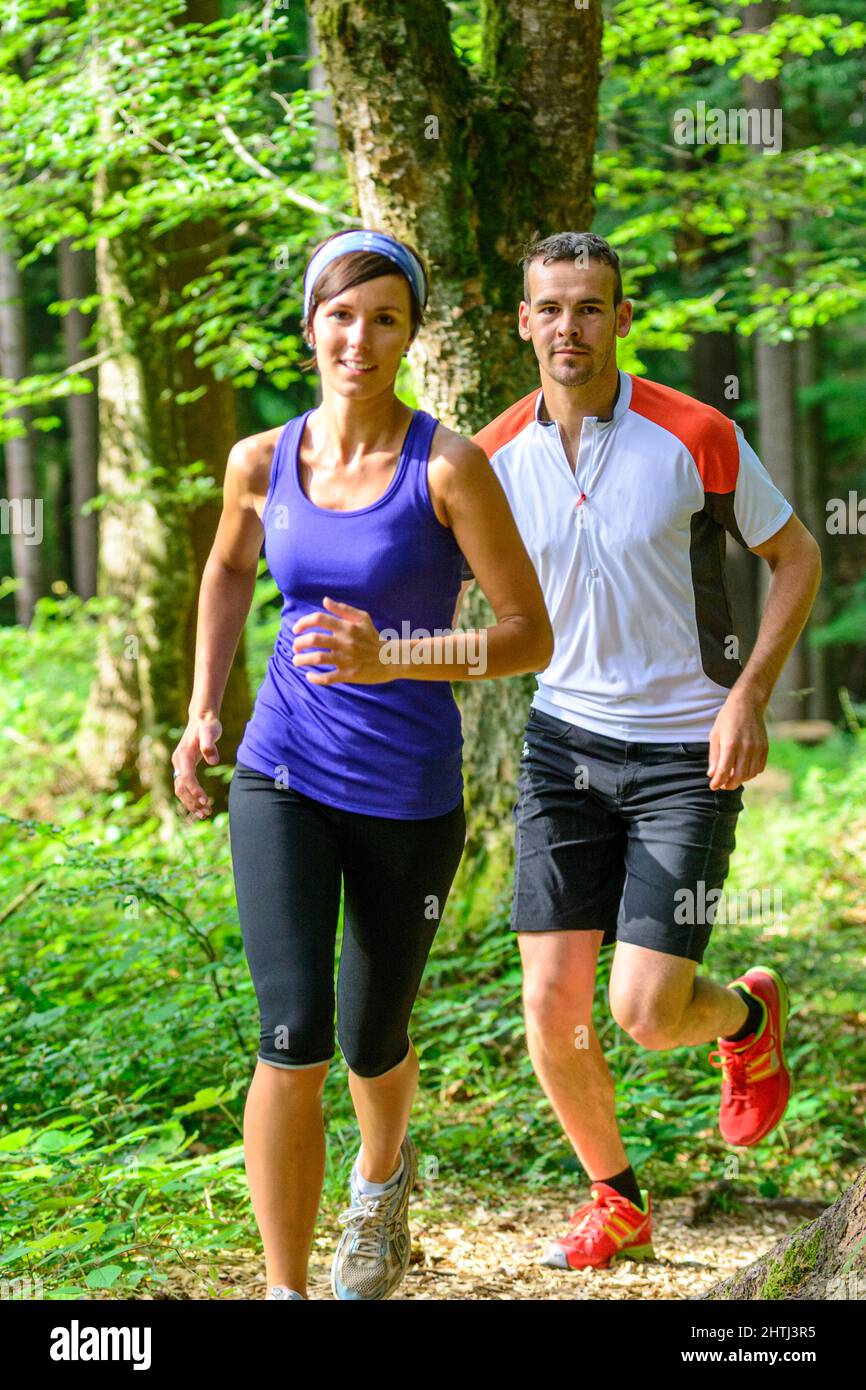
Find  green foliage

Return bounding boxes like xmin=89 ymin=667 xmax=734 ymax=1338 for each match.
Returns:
xmin=598 ymin=0 xmax=866 ymax=352
xmin=0 ymin=1 xmax=345 ymax=439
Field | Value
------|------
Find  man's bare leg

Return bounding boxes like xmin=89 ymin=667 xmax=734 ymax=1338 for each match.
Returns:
xmin=608 ymin=941 xmax=748 ymax=1050
xmin=519 ymin=930 xmax=629 ymax=1180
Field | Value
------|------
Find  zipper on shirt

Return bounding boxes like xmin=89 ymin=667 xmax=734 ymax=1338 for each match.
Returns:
xmin=569 ymin=421 xmax=601 ymax=581
xmin=574 ymin=491 xmax=599 ymax=581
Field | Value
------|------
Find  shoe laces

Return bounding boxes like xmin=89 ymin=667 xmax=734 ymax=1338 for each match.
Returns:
xmin=707 ymin=1044 xmax=760 ymax=1100
xmin=338 ymin=1192 xmax=394 ymax=1260
xmin=566 ymin=1188 xmax=634 ymax=1242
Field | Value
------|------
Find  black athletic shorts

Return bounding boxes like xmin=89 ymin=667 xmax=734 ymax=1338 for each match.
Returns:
xmin=228 ymin=762 xmax=466 ymax=1077
xmin=511 ymin=707 xmax=744 ymax=963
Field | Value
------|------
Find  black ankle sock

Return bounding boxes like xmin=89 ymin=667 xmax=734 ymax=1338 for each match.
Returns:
xmin=723 ymin=985 xmax=764 ymax=1042
xmin=596 ymin=1165 xmax=642 ymax=1209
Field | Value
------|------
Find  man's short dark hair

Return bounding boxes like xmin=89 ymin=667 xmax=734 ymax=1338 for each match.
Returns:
xmin=521 ymin=232 xmax=623 ymax=307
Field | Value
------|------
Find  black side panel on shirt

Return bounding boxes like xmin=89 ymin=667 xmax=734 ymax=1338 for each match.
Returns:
xmin=689 ymin=503 xmax=743 ymax=690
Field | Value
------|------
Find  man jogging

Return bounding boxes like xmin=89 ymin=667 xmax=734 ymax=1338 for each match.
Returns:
xmin=456 ymin=231 xmax=822 ymax=1272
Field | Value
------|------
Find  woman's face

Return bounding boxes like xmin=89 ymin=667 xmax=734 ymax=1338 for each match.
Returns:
xmin=310 ymin=273 xmax=414 ymax=396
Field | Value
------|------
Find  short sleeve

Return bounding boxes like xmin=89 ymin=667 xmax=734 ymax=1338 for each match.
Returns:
xmin=731 ymin=425 xmax=793 ymax=549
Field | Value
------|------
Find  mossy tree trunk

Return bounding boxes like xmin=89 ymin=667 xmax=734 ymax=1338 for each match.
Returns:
xmin=700 ymin=1165 xmax=866 ymax=1300
xmin=308 ymin=0 xmax=603 ymax=865
xmin=74 ymin=0 xmax=249 ymax=825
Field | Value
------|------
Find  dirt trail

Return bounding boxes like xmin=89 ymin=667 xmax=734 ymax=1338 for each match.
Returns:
xmin=162 ymin=1188 xmax=813 ymax=1301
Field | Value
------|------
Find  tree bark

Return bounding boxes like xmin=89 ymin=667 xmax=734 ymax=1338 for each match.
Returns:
xmin=743 ymin=0 xmax=810 ymax=722
xmin=308 ymin=0 xmax=602 ymax=856
xmin=75 ymin=0 xmax=249 ymax=825
xmin=699 ymin=1165 xmax=866 ymax=1300
xmin=56 ymin=238 xmax=99 ymax=600
xmin=0 ymin=224 xmax=42 ymax=626
xmin=795 ymin=327 xmax=834 ymax=719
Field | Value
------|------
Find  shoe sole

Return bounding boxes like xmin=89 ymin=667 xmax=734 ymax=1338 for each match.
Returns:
xmin=330 ymin=1138 xmax=417 ymax=1301
xmin=724 ymin=967 xmax=792 ymax=1146
xmin=605 ymin=1242 xmax=656 ymax=1269
xmin=541 ymin=1234 xmax=656 ymax=1271
xmin=544 ymin=1242 xmax=657 ymax=1272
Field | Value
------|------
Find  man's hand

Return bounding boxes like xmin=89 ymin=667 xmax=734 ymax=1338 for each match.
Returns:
xmin=292 ymin=596 xmax=392 ymax=685
xmin=707 ymin=689 xmax=769 ymax=790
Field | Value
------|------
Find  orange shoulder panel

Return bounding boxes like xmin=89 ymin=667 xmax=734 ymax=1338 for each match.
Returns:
xmin=628 ymin=375 xmax=739 ymax=492
xmin=471 ymin=389 xmax=539 ymax=459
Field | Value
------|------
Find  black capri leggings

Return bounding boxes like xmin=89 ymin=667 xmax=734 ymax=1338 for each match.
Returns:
xmin=228 ymin=762 xmax=467 ymax=1078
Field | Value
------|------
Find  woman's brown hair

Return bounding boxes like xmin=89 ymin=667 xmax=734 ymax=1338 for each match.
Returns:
xmin=299 ymin=230 xmax=428 ymax=372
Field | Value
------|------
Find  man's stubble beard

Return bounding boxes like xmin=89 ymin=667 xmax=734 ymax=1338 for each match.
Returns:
xmin=541 ymin=328 xmax=616 ymax=389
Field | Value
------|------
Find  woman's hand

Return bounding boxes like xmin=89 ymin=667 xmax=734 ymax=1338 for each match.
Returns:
xmin=292 ymin=596 xmax=393 ymax=685
xmin=171 ymin=713 xmax=223 ymax=819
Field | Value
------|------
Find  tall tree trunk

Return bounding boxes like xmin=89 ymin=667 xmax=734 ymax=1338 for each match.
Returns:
xmin=795 ymin=327 xmax=834 ymax=719
xmin=783 ymin=19 xmax=834 ymax=723
xmin=308 ymin=21 xmax=339 ymax=176
xmin=56 ymin=238 xmax=99 ymax=600
xmin=700 ymin=1165 xmax=866 ymax=1299
xmin=743 ymin=0 xmax=810 ymax=722
xmin=308 ymin=18 xmax=338 ymax=412
xmin=75 ymin=0 xmax=249 ymax=826
xmin=0 ymin=225 xmax=42 ymax=626
xmin=309 ymin=0 xmax=602 ymax=856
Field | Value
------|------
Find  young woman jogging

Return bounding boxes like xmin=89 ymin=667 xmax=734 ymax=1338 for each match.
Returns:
xmin=171 ymin=229 xmax=552 ymax=1301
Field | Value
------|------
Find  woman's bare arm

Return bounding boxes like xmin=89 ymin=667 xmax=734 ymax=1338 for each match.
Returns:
xmin=187 ymin=442 xmax=268 ymax=718
xmin=172 ymin=435 xmax=274 ymax=816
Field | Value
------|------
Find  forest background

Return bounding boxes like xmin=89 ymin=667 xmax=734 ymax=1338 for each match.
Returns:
xmin=0 ymin=0 xmax=864 ymax=1300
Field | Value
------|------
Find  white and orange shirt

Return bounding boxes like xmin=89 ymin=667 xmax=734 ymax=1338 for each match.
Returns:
xmin=464 ymin=371 xmax=793 ymax=741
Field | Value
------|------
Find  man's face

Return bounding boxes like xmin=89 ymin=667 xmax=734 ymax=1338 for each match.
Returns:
xmin=519 ymin=257 xmax=632 ymax=388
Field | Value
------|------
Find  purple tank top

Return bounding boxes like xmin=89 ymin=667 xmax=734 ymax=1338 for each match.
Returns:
xmin=235 ymin=408 xmax=466 ymax=817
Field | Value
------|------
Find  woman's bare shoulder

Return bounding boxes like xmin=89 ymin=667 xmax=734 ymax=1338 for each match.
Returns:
xmin=428 ymin=421 xmax=489 ymax=472
xmin=426 ymin=423 xmax=491 ymax=527
xmin=226 ymin=426 xmax=286 ymax=517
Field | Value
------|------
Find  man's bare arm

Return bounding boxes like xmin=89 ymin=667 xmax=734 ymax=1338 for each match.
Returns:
xmin=708 ymin=514 xmax=822 ymax=790
xmin=735 ymin=513 xmax=823 ymax=709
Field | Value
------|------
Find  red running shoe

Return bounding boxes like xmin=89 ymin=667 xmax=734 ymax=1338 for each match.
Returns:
xmin=540 ymin=1183 xmax=654 ymax=1271
xmin=708 ymin=966 xmax=792 ymax=1147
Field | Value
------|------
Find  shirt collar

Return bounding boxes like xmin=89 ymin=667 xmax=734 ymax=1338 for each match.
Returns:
xmin=535 ymin=369 xmax=631 ymax=427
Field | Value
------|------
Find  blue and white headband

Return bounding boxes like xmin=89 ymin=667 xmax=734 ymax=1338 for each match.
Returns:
xmin=302 ymin=230 xmax=428 ymax=323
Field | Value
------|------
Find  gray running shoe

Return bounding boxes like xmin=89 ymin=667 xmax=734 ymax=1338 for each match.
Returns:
xmin=265 ymin=1286 xmax=305 ymax=1300
xmin=331 ymin=1134 xmax=417 ymax=1301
